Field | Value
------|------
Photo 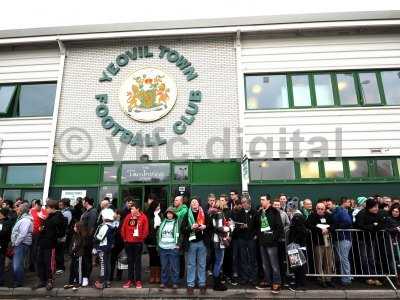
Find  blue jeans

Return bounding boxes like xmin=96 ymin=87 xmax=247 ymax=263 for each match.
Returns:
xmin=187 ymin=241 xmax=207 ymax=288
xmin=259 ymin=245 xmax=281 ymax=285
xmin=13 ymin=244 xmax=29 ymax=285
xmin=159 ymin=248 xmax=180 ymax=285
xmin=213 ymin=245 xmax=225 ymax=278
xmin=335 ymin=239 xmax=352 ymax=284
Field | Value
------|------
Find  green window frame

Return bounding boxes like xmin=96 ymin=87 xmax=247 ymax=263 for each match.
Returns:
xmin=244 ymin=69 xmax=400 ymax=110
xmin=0 ymin=82 xmax=56 ymax=118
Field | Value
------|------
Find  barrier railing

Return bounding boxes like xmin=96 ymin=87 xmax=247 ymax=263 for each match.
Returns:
xmin=285 ymin=228 xmax=400 ymax=289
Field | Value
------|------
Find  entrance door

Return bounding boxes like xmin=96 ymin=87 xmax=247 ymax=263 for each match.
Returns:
xmin=144 ymin=185 xmax=169 ymax=210
xmin=121 ymin=186 xmax=144 ymax=208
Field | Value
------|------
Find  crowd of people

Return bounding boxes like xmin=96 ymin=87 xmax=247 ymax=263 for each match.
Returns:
xmin=0 ymin=192 xmax=399 ymax=295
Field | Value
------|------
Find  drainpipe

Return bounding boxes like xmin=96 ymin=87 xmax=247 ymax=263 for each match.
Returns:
xmin=42 ymin=38 xmax=66 ymax=203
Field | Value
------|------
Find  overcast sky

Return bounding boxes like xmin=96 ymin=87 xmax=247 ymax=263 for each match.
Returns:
xmin=1 ymin=0 xmax=399 ymax=30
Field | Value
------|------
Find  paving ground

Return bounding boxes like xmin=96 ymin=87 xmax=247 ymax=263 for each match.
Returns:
xmin=0 ymin=254 xmax=399 ymax=299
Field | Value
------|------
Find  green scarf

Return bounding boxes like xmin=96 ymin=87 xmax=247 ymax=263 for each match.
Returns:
xmin=157 ymin=218 xmax=179 ymax=245
xmin=260 ymin=210 xmax=270 ymax=231
xmin=175 ymin=204 xmax=188 ymax=225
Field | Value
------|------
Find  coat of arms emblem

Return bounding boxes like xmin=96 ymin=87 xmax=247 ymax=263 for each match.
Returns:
xmin=119 ymin=68 xmax=177 ymax=122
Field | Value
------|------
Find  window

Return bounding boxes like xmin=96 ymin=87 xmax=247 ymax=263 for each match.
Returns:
xmin=245 ymin=75 xmax=289 ymax=109
xmin=121 ymin=163 xmax=170 ymax=183
xmin=376 ymin=159 xmax=393 ymax=177
xmin=173 ymin=164 xmax=189 ymax=181
xmin=359 ymin=73 xmax=381 ymax=105
xmin=24 ymin=190 xmax=43 ymax=202
xmin=100 ymin=186 xmax=119 ymax=207
xmin=103 ymin=166 xmax=118 ymax=182
xmin=0 ymin=85 xmax=16 ymax=114
xmin=0 ymin=82 xmax=56 ymax=118
xmin=314 ymin=74 xmax=335 ymax=106
xmin=349 ymin=160 xmax=369 ymax=177
xmin=324 ymin=160 xmax=344 ymax=178
xmin=299 ymin=161 xmax=320 ymax=178
xmin=337 ymin=73 xmax=358 ymax=105
xmin=3 ymin=189 xmax=21 ymax=201
xmin=6 ymin=165 xmax=46 ymax=184
xmin=292 ymin=75 xmax=312 ymax=107
xmin=250 ymin=160 xmax=295 ymax=180
xmin=19 ymin=83 xmax=56 ymax=117
xmin=381 ymin=71 xmax=400 ymax=105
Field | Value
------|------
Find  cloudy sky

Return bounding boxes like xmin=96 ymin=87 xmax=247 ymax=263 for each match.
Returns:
xmin=1 ymin=0 xmax=399 ymax=30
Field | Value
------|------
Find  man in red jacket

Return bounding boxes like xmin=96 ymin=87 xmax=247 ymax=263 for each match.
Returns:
xmin=121 ymin=198 xmax=149 ymax=289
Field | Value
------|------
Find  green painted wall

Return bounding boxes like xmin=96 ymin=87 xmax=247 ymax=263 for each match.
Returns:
xmin=191 ymin=161 xmax=241 ymax=184
xmin=52 ymin=164 xmax=100 ymax=185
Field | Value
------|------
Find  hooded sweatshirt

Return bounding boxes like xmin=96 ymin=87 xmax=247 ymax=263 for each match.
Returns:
xmin=11 ymin=213 xmax=33 ymax=247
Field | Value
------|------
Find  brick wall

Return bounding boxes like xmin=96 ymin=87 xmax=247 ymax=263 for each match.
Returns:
xmin=54 ymin=35 xmax=240 ymax=162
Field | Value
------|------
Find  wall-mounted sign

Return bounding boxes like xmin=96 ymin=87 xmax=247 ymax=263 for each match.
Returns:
xmin=95 ymin=45 xmax=203 ymax=147
xmin=121 ymin=163 xmax=170 ymax=183
xmin=61 ymin=190 xmax=86 ymax=206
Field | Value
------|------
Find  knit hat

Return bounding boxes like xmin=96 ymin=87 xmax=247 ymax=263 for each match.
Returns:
xmin=101 ymin=208 xmax=115 ymax=221
xmin=165 ymin=206 xmax=177 ymax=218
xmin=356 ymin=196 xmax=367 ymax=206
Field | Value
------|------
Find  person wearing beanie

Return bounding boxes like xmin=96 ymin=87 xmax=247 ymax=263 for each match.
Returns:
xmin=94 ymin=208 xmax=116 ymax=289
xmin=0 ymin=208 xmax=12 ymax=286
xmin=157 ymin=206 xmax=180 ymax=290
xmin=355 ymin=197 xmax=390 ymax=286
xmin=352 ymin=196 xmax=367 ymax=222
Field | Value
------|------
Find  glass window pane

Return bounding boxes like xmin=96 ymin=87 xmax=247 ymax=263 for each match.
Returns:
xmin=249 ymin=160 xmax=295 ymax=180
xmin=103 ymin=166 xmax=118 ymax=182
xmin=121 ymin=163 xmax=170 ymax=183
xmin=314 ymin=74 xmax=335 ymax=106
xmin=23 ymin=190 xmax=43 ymax=203
xmin=19 ymin=83 xmax=56 ymax=117
xmin=381 ymin=71 xmax=400 ymax=105
xmin=324 ymin=161 xmax=344 ymax=178
xmin=173 ymin=164 xmax=189 ymax=181
xmin=376 ymin=160 xmax=393 ymax=177
xmin=245 ymin=75 xmax=289 ymax=109
xmin=359 ymin=73 xmax=381 ymax=105
xmin=0 ymin=85 xmax=16 ymax=114
xmin=100 ymin=185 xmax=119 ymax=208
xmin=337 ymin=73 xmax=358 ymax=105
xmin=300 ymin=161 xmax=320 ymax=178
xmin=349 ymin=160 xmax=369 ymax=177
xmin=3 ymin=189 xmax=21 ymax=202
xmin=292 ymin=75 xmax=312 ymax=107
xmin=6 ymin=165 xmax=46 ymax=184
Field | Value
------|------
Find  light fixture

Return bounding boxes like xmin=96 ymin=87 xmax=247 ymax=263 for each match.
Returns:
xmin=259 ymin=161 xmax=268 ymax=168
xmin=251 ymin=84 xmax=262 ymax=94
xmin=247 ymin=97 xmax=259 ymax=109
xmin=337 ymin=81 xmax=347 ymax=90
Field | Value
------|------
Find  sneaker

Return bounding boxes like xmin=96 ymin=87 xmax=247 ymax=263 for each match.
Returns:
xmin=207 ymin=270 xmax=213 ymax=277
xmin=72 ymin=285 xmax=80 ymax=291
xmin=288 ymin=286 xmax=296 ymax=292
xmin=64 ymin=284 xmax=74 ymax=289
xmin=46 ymin=281 xmax=54 ymax=291
xmin=255 ymin=282 xmax=269 ymax=290
xmin=122 ymin=280 xmax=132 ymax=288
xmin=187 ymin=287 xmax=194 ymax=295
xmin=172 ymin=284 xmax=179 ymax=289
xmin=271 ymin=284 xmax=280 ymax=294
xmin=82 ymin=277 xmax=89 ymax=287
xmin=135 ymin=281 xmax=143 ymax=289
xmin=366 ymin=279 xmax=375 ymax=286
xmin=229 ymin=277 xmax=239 ymax=286
xmin=55 ymin=269 xmax=64 ymax=276
xmin=159 ymin=283 xmax=166 ymax=290
xmin=94 ymin=281 xmax=104 ymax=289
xmin=374 ymin=280 xmax=383 ymax=286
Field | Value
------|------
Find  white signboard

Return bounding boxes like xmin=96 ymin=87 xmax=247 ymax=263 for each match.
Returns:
xmin=61 ymin=190 xmax=87 ymax=206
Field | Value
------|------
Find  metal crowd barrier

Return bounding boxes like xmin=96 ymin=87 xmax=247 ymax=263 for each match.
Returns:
xmin=285 ymin=228 xmax=400 ymax=290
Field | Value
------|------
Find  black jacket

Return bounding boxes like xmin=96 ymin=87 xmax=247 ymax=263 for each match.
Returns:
xmin=306 ymin=212 xmax=332 ymax=246
xmin=145 ymin=208 xmax=163 ymax=246
xmin=288 ymin=213 xmax=307 ymax=246
xmin=38 ymin=211 xmax=66 ymax=249
xmin=254 ymin=207 xmax=283 ymax=247
xmin=180 ymin=210 xmax=211 ymax=252
xmin=232 ymin=208 xmax=257 ymax=240
xmin=0 ymin=217 xmax=12 ymax=254
xmin=355 ymin=209 xmax=390 ymax=232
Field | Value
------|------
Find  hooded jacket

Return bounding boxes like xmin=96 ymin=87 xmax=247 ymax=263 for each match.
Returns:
xmin=254 ymin=206 xmax=283 ymax=247
xmin=11 ymin=213 xmax=33 ymax=247
xmin=121 ymin=212 xmax=149 ymax=243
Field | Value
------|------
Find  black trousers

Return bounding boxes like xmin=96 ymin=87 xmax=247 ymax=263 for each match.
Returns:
xmin=29 ymin=233 xmax=39 ymax=271
xmin=125 ymin=243 xmax=143 ymax=281
xmin=110 ymin=243 xmax=124 ymax=281
xmin=147 ymin=246 xmax=161 ymax=267
xmin=55 ymin=241 xmax=65 ymax=271
xmin=69 ymin=256 xmax=82 ymax=285
xmin=98 ymin=250 xmax=112 ymax=284
xmin=37 ymin=247 xmax=55 ymax=284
